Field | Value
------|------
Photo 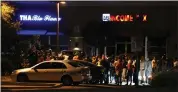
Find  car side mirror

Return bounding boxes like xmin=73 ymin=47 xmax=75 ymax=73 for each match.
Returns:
xmin=33 ymin=67 xmax=38 ymax=72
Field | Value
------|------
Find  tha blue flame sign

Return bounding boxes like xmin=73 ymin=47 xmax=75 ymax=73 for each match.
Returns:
xmin=19 ymin=15 xmax=61 ymax=21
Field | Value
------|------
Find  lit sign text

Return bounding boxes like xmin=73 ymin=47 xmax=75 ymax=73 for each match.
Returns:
xmin=19 ymin=15 xmax=61 ymax=21
xmin=102 ymin=13 xmax=147 ymax=22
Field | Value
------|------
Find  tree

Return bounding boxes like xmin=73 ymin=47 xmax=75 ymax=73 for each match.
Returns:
xmin=1 ymin=2 xmax=21 ymax=52
xmin=1 ymin=2 xmax=22 ymax=73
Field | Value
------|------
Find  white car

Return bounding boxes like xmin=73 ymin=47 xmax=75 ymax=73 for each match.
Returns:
xmin=11 ymin=60 xmax=92 ymax=85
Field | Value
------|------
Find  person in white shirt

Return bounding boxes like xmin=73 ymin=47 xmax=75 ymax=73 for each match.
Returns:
xmin=144 ymin=57 xmax=151 ymax=84
xmin=63 ymin=55 xmax=69 ymax=60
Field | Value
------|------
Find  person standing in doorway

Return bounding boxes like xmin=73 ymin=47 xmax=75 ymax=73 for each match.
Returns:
xmin=122 ymin=56 xmax=128 ymax=82
xmin=113 ymin=56 xmax=119 ymax=84
xmin=132 ymin=56 xmax=137 ymax=85
xmin=97 ymin=56 xmax=104 ymax=84
xmin=101 ymin=55 xmax=110 ymax=84
xmin=152 ymin=57 xmax=157 ymax=74
xmin=126 ymin=57 xmax=133 ymax=85
xmin=114 ymin=57 xmax=123 ymax=85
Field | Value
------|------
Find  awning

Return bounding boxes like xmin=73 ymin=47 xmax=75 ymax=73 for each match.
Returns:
xmin=17 ymin=30 xmax=64 ymax=36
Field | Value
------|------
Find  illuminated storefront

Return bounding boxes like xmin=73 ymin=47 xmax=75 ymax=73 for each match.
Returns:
xmin=14 ymin=2 xmax=69 ymax=50
xmin=101 ymin=13 xmax=149 ymax=55
xmin=100 ymin=12 xmax=171 ymax=58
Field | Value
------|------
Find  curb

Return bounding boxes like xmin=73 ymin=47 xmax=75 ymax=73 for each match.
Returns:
xmin=1 ymin=83 xmax=63 ymax=90
xmin=1 ymin=82 xmax=62 ymax=86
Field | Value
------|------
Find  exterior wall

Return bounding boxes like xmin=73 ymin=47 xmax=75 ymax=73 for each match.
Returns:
xmin=167 ymin=7 xmax=178 ymax=58
xmin=167 ymin=27 xmax=176 ymax=58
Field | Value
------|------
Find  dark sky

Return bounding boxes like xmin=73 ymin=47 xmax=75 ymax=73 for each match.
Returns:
xmin=11 ymin=1 xmax=178 ymax=37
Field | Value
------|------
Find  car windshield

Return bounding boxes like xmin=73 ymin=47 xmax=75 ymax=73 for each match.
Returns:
xmin=68 ymin=62 xmax=85 ymax=67
xmin=77 ymin=61 xmax=96 ymax=67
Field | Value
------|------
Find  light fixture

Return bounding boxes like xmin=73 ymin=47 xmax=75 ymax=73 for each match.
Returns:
xmin=73 ymin=47 xmax=80 ymax=51
xmin=60 ymin=1 xmax=66 ymax=5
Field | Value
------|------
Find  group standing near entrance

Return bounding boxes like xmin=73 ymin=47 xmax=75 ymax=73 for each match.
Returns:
xmin=19 ymin=45 xmax=178 ymax=86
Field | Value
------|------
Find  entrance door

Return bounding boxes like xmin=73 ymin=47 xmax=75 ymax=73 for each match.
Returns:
xmin=117 ymin=44 xmax=125 ymax=55
xmin=115 ymin=42 xmax=131 ymax=55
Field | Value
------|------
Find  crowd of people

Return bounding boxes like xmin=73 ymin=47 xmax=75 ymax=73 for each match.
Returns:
xmin=90 ymin=55 xmax=144 ymax=85
xmin=92 ymin=55 xmax=178 ymax=85
xmin=20 ymin=44 xmax=178 ymax=85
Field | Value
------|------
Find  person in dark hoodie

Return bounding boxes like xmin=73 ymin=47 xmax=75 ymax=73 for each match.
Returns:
xmin=101 ymin=55 xmax=110 ymax=84
xmin=126 ymin=57 xmax=133 ymax=85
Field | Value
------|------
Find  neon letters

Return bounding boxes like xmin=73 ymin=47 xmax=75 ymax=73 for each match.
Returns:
xmin=102 ymin=13 xmax=147 ymax=22
xmin=19 ymin=15 xmax=61 ymax=21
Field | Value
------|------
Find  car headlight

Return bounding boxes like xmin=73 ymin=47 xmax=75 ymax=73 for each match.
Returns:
xmin=11 ymin=70 xmax=17 ymax=74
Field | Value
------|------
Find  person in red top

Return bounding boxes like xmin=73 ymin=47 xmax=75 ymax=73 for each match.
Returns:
xmin=46 ymin=53 xmax=51 ymax=61
xmin=126 ymin=57 xmax=133 ymax=85
xmin=37 ymin=55 xmax=44 ymax=63
xmin=73 ymin=55 xmax=79 ymax=60
xmin=114 ymin=57 xmax=123 ymax=85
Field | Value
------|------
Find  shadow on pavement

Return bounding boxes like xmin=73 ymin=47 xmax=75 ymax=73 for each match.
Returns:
xmin=77 ymin=84 xmax=135 ymax=89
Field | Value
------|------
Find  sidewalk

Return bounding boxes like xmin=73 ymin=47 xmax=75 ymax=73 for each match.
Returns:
xmin=1 ymin=76 xmax=12 ymax=83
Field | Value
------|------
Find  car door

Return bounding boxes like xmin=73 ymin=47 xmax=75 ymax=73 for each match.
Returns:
xmin=27 ymin=62 xmax=53 ymax=81
xmin=45 ymin=62 xmax=67 ymax=81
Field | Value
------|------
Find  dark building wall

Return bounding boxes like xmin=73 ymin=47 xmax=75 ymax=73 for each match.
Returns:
xmin=167 ymin=6 xmax=178 ymax=58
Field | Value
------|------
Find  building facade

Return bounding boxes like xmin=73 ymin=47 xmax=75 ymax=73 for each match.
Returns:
xmin=13 ymin=2 xmax=69 ymax=50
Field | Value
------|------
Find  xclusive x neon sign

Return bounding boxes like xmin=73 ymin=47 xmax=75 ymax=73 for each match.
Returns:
xmin=19 ymin=15 xmax=62 ymax=21
xmin=102 ymin=13 xmax=147 ymax=22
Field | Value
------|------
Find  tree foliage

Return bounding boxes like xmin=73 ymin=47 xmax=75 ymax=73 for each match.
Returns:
xmin=1 ymin=2 xmax=21 ymax=52
xmin=1 ymin=2 xmax=21 ymax=30
xmin=1 ymin=2 xmax=15 ymax=22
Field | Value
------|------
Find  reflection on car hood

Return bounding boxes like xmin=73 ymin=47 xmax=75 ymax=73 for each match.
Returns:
xmin=16 ymin=68 xmax=31 ymax=72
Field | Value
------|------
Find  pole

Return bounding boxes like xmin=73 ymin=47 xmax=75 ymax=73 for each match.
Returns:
xmin=48 ymin=36 xmax=51 ymax=45
xmin=145 ymin=36 xmax=148 ymax=60
xmin=96 ymin=48 xmax=98 ymax=56
xmin=135 ymin=51 xmax=139 ymax=86
xmin=104 ymin=46 xmax=107 ymax=56
xmin=125 ymin=41 xmax=127 ymax=54
xmin=56 ymin=2 xmax=60 ymax=51
xmin=166 ymin=38 xmax=168 ymax=58
xmin=115 ymin=43 xmax=117 ymax=57
xmin=104 ymin=36 xmax=107 ymax=56
xmin=96 ymin=40 xmax=99 ymax=56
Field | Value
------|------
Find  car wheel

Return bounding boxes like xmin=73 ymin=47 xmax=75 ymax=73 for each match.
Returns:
xmin=62 ymin=76 xmax=73 ymax=86
xmin=17 ymin=74 xmax=28 ymax=82
xmin=73 ymin=82 xmax=80 ymax=86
